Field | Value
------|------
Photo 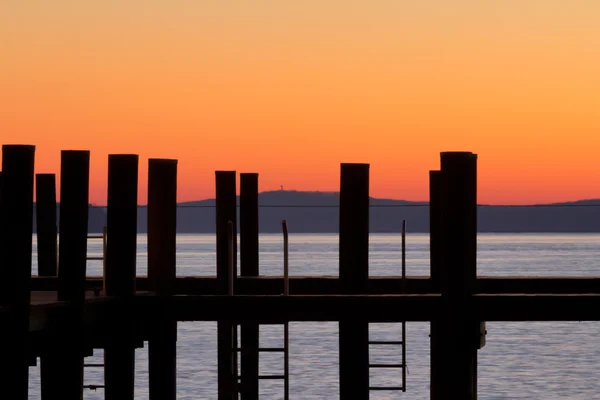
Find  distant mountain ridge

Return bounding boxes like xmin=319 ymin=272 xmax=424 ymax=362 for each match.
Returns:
xmin=32 ymin=204 xmax=107 ymax=233
xmin=132 ymin=190 xmax=600 ymax=233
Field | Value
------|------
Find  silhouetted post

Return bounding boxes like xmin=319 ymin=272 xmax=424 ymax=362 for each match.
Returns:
xmin=0 ymin=171 xmax=2 ymax=262
xmin=429 ymin=170 xmax=443 ymax=400
xmin=36 ymin=173 xmax=58 ymax=276
xmin=216 ymin=171 xmax=237 ymax=400
xmin=42 ymin=151 xmax=89 ymax=400
xmin=58 ymin=152 xmax=90 ymax=304
xmin=240 ymin=173 xmax=259 ymax=399
xmin=0 ymin=145 xmax=35 ymax=400
xmin=429 ymin=170 xmax=442 ymax=290
xmin=147 ymin=159 xmax=178 ymax=400
xmin=217 ymin=171 xmax=237 ymax=293
xmin=438 ymin=152 xmax=478 ymax=400
xmin=104 ymin=154 xmax=138 ymax=400
xmin=0 ymin=170 xmax=2 ymax=236
xmin=339 ymin=163 xmax=370 ymax=400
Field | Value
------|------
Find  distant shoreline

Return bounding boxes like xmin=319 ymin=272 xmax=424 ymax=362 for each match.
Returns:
xmin=33 ymin=191 xmax=600 ymax=234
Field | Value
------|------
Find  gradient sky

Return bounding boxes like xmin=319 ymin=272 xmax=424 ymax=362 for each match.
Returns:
xmin=2 ymin=2 xmax=599 ymax=204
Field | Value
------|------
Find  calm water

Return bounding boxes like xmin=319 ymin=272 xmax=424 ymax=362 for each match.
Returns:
xmin=28 ymin=233 xmax=600 ymax=399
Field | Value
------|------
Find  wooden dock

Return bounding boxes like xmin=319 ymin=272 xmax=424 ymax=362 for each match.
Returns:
xmin=0 ymin=144 xmax=599 ymax=399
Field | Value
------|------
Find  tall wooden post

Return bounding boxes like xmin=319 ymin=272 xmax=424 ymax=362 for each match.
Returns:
xmin=429 ymin=170 xmax=442 ymax=290
xmin=148 ymin=159 xmax=178 ymax=400
xmin=438 ymin=152 xmax=478 ymax=399
xmin=49 ymin=151 xmax=90 ymax=400
xmin=240 ymin=173 xmax=259 ymax=399
xmin=104 ymin=154 xmax=139 ymax=400
xmin=58 ymin=152 xmax=90 ymax=304
xmin=216 ymin=171 xmax=237 ymax=400
xmin=429 ymin=170 xmax=442 ymax=400
xmin=0 ymin=145 xmax=35 ymax=400
xmin=36 ymin=173 xmax=58 ymax=276
xmin=339 ymin=163 xmax=370 ymax=400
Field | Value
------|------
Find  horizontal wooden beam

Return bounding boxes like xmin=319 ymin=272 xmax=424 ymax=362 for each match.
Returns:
xmin=146 ymin=294 xmax=600 ymax=322
xmin=475 ymin=294 xmax=600 ymax=321
xmin=29 ymin=275 xmax=600 ymax=294
xmin=7 ymin=292 xmax=600 ymax=338
xmin=139 ymin=294 xmax=440 ymax=322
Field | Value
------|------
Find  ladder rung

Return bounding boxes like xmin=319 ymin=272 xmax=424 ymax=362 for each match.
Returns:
xmin=83 ymin=364 xmax=104 ymax=367
xmin=368 ymin=341 xmax=403 ymax=345
xmin=369 ymin=364 xmax=405 ymax=368
xmin=369 ymin=387 xmax=405 ymax=391
xmin=232 ymin=347 xmax=285 ymax=352
xmin=83 ymin=385 xmax=105 ymax=390
xmin=258 ymin=375 xmax=286 ymax=380
xmin=238 ymin=375 xmax=287 ymax=380
xmin=86 ymin=257 xmax=104 ymax=261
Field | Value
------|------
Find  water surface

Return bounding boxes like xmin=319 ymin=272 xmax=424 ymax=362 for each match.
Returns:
xmin=28 ymin=234 xmax=600 ymax=399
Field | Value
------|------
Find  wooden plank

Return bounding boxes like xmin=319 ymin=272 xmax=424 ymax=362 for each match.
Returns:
xmin=147 ymin=158 xmax=178 ymax=400
xmin=35 ymin=173 xmax=58 ymax=277
xmin=239 ymin=172 xmax=259 ymax=400
xmin=474 ymin=294 xmax=600 ymax=321
xmin=339 ymin=163 xmax=369 ymax=400
xmin=0 ymin=145 xmax=35 ymax=400
xmin=20 ymin=293 xmax=600 ymax=338
xmin=155 ymin=295 xmax=439 ymax=322
xmin=28 ymin=275 xmax=600 ymax=295
xmin=104 ymin=154 xmax=138 ymax=400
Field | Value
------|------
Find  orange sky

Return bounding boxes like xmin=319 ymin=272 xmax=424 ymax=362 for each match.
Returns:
xmin=1 ymin=2 xmax=599 ymax=205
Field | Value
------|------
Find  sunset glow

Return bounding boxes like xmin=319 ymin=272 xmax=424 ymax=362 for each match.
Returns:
xmin=2 ymin=2 xmax=599 ymax=204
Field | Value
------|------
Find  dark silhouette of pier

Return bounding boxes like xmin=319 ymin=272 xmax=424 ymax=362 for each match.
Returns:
xmin=1 ymin=143 xmax=599 ymax=399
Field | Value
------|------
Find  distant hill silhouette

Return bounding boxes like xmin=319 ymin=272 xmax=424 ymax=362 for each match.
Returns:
xmin=32 ymin=205 xmax=107 ymax=234
xmin=132 ymin=190 xmax=600 ymax=233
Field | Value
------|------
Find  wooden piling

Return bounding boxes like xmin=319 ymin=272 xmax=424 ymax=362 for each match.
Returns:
xmin=429 ymin=171 xmax=442 ymax=290
xmin=216 ymin=171 xmax=237 ymax=293
xmin=43 ymin=151 xmax=90 ymax=400
xmin=240 ymin=173 xmax=259 ymax=400
xmin=0 ymin=171 xmax=2 ymax=261
xmin=57 ymin=151 xmax=90 ymax=304
xmin=147 ymin=159 xmax=178 ymax=400
xmin=240 ymin=173 xmax=259 ymax=277
xmin=36 ymin=173 xmax=58 ymax=277
xmin=339 ymin=163 xmax=370 ymax=400
xmin=104 ymin=154 xmax=139 ymax=400
xmin=429 ymin=170 xmax=442 ymax=400
xmin=0 ymin=144 xmax=35 ymax=400
xmin=438 ymin=152 xmax=478 ymax=400
xmin=216 ymin=171 xmax=237 ymax=400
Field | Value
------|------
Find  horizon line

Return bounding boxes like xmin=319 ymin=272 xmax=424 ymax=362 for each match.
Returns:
xmin=77 ymin=190 xmax=600 ymax=208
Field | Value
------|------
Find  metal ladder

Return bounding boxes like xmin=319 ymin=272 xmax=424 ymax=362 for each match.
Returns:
xmin=368 ymin=220 xmax=408 ymax=393
xmin=83 ymin=226 xmax=107 ymax=392
xmin=230 ymin=220 xmax=290 ymax=400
